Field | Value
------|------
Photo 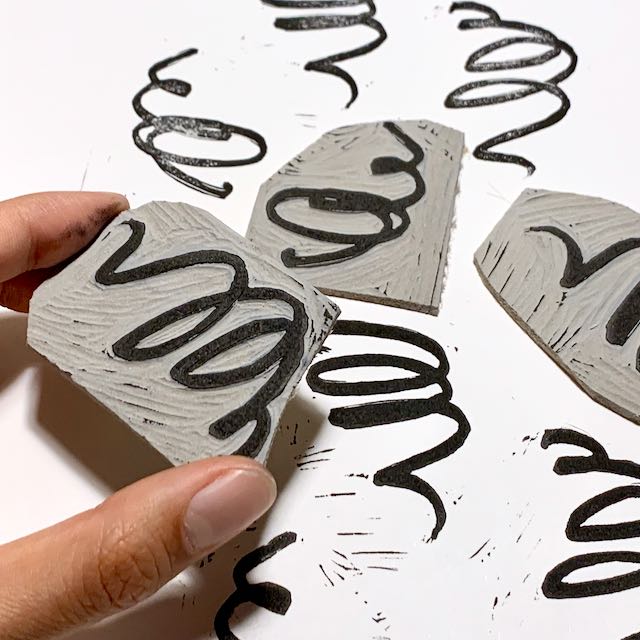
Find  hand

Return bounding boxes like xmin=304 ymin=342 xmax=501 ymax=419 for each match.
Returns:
xmin=0 ymin=192 xmax=277 ymax=640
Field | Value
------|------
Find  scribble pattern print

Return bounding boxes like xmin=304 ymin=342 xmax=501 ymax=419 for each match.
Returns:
xmin=132 ymin=49 xmax=267 ymax=198
xmin=307 ymin=320 xmax=470 ymax=540
xmin=529 ymin=225 xmax=640 ymax=370
xmin=214 ymin=532 xmax=297 ymax=640
xmin=445 ymin=2 xmax=577 ymax=174
xmin=542 ymin=429 xmax=640 ymax=602
xmin=261 ymin=0 xmax=387 ymax=108
xmin=266 ymin=122 xmax=425 ymax=267
xmin=95 ymin=219 xmax=308 ymax=458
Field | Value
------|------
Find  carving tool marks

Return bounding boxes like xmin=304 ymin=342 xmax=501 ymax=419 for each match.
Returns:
xmin=528 ymin=225 xmax=640 ymax=371
xmin=475 ymin=189 xmax=640 ymax=427
xmin=96 ymin=218 xmax=309 ymax=458
xmin=27 ymin=202 xmax=340 ymax=465
xmin=266 ymin=122 xmax=425 ymax=268
xmin=249 ymin=120 xmax=464 ymax=314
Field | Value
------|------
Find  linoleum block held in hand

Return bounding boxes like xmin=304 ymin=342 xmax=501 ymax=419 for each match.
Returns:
xmin=27 ymin=201 xmax=341 ymax=465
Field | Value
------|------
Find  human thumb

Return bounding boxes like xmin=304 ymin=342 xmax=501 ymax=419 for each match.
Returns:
xmin=0 ymin=456 xmax=277 ymax=640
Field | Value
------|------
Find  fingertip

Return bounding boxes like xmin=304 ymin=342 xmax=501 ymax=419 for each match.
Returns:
xmin=0 ymin=454 xmax=278 ymax=637
xmin=183 ymin=461 xmax=277 ymax=555
xmin=85 ymin=191 xmax=129 ymax=217
xmin=213 ymin=454 xmax=276 ymax=479
xmin=186 ymin=455 xmax=277 ymax=490
xmin=81 ymin=192 xmax=130 ymax=237
xmin=0 ymin=191 xmax=131 ymax=282
xmin=57 ymin=191 xmax=130 ymax=229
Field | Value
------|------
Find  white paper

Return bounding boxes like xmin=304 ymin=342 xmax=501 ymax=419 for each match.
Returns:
xmin=1 ymin=1 xmax=639 ymax=638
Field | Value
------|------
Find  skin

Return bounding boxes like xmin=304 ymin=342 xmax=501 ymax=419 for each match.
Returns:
xmin=0 ymin=192 xmax=277 ymax=640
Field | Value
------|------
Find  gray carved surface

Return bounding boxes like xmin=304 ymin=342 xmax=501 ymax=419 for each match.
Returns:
xmin=247 ymin=120 xmax=464 ymax=314
xmin=27 ymin=201 xmax=340 ymax=464
xmin=476 ymin=188 xmax=640 ymax=424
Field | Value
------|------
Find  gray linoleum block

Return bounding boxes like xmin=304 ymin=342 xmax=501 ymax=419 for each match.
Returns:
xmin=475 ymin=188 xmax=640 ymax=425
xmin=246 ymin=120 xmax=464 ymax=315
xmin=27 ymin=201 xmax=340 ymax=465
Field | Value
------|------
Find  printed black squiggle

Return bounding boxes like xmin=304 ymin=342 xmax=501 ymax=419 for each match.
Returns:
xmin=262 ymin=0 xmax=387 ymax=108
xmin=542 ymin=429 xmax=640 ymax=601
xmin=95 ymin=219 xmax=308 ymax=458
xmin=529 ymin=226 xmax=640 ymax=369
xmin=132 ymin=49 xmax=267 ymax=199
xmin=445 ymin=2 xmax=577 ymax=174
xmin=214 ymin=532 xmax=297 ymax=640
xmin=307 ymin=320 xmax=470 ymax=540
xmin=266 ymin=122 xmax=425 ymax=268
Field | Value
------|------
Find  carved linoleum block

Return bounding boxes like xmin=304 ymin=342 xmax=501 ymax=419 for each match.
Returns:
xmin=247 ymin=120 xmax=464 ymax=315
xmin=27 ymin=202 xmax=340 ymax=464
xmin=476 ymin=189 xmax=640 ymax=424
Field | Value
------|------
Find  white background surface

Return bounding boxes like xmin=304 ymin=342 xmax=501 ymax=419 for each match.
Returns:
xmin=1 ymin=1 xmax=639 ymax=638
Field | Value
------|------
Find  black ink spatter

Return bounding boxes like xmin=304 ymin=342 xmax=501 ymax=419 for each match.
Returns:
xmin=529 ymin=226 xmax=640 ymax=369
xmin=213 ymin=532 xmax=297 ymax=640
xmin=261 ymin=0 xmax=387 ymax=108
xmin=469 ymin=538 xmax=491 ymax=559
xmin=307 ymin=320 xmax=471 ymax=540
xmin=445 ymin=2 xmax=577 ymax=174
xmin=132 ymin=49 xmax=267 ymax=199
xmin=266 ymin=122 xmax=426 ymax=268
xmin=96 ymin=219 xmax=308 ymax=458
xmin=542 ymin=429 xmax=640 ymax=600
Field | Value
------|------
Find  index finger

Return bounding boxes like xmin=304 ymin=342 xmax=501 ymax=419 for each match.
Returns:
xmin=0 ymin=191 xmax=129 ymax=283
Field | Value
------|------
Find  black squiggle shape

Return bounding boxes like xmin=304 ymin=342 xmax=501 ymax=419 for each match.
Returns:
xmin=529 ymin=226 xmax=640 ymax=369
xmin=214 ymin=532 xmax=297 ymax=640
xmin=568 ymin=486 xmax=640 ymax=542
xmin=306 ymin=320 xmax=470 ymax=540
xmin=132 ymin=49 xmax=267 ymax=199
xmin=266 ymin=122 xmax=425 ymax=268
xmin=541 ymin=429 xmax=640 ymax=601
xmin=445 ymin=2 xmax=577 ymax=174
xmin=543 ymin=552 xmax=640 ymax=598
xmin=261 ymin=0 xmax=387 ymax=108
xmin=95 ymin=219 xmax=308 ymax=458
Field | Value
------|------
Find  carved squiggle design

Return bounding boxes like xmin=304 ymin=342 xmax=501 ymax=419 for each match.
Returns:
xmin=542 ymin=429 xmax=640 ymax=603
xmin=529 ymin=225 xmax=640 ymax=370
xmin=445 ymin=2 xmax=577 ymax=174
xmin=262 ymin=0 xmax=387 ymax=108
xmin=306 ymin=320 xmax=470 ymax=540
xmin=95 ymin=219 xmax=308 ymax=458
xmin=214 ymin=532 xmax=297 ymax=640
xmin=266 ymin=122 xmax=425 ymax=268
xmin=132 ymin=49 xmax=267 ymax=199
